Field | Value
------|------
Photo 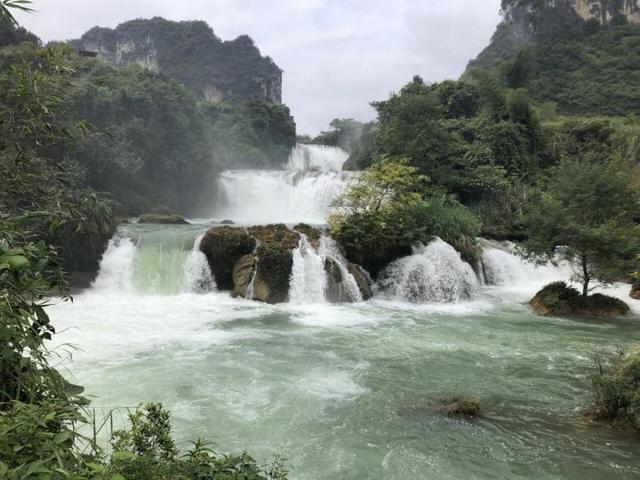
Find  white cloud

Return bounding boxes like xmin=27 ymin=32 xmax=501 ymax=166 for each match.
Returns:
xmin=15 ymin=0 xmax=501 ymax=134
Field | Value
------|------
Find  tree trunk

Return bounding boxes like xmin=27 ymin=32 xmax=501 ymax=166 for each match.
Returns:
xmin=581 ymin=254 xmax=590 ymax=297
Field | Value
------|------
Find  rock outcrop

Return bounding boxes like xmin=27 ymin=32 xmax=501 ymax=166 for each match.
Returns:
xmin=137 ymin=214 xmax=188 ymax=225
xmin=71 ymin=17 xmax=282 ymax=104
xmin=199 ymin=227 xmax=256 ymax=291
xmin=199 ymin=224 xmax=372 ymax=304
xmin=530 ymin=282 xmax=630 ymax=318
xmin=469 ymin=0 xmax=640 ymax=72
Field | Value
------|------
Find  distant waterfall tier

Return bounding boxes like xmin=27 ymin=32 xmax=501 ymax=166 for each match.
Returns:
xmin=92 ymin=228 xmax=215 ymax=295
xmin=214 ymin=170 xmax=353 ymax=225
xmin=213 ymin=143 xmax=353 ymax=225
xmin=286 ymin=144 xmax=349 ymax=171
xmin=376 ymin=238 xmax=480 ymax=303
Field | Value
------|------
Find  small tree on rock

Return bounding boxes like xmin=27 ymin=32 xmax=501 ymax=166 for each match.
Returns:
xmin=519 ymin=156 xmax=640 ymax=296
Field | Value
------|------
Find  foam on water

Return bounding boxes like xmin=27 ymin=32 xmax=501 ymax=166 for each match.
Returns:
xmin=377 ymin=238 xmax=480 ymax=303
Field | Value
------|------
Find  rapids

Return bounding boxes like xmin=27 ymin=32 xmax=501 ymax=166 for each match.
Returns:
xmin=47 ymin=147 xmax=640 ymax=480
xmin=48 ymin=224 xmax=640 ymax=480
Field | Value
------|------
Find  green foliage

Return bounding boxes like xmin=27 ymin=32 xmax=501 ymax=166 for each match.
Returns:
xmin=108 ymin=403 xmax=287 ymax=480
xmin=519 ymin=156 xmax=640 ymax=295
xmin=202 ymin=100 xmax=296 ymax=169
xmin=329 ymin=159 xmax=479 ymax=275
xmin=71 ymin=17 xmax=282 ymax=103
xmin=591 ymin=348 xmax=640 ymax=431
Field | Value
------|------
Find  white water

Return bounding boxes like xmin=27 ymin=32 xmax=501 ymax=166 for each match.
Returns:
xmin=376 ymin=238 xmax=480 ymax=303
xmin=480 ymin=240 xmax=569 ymax=295
xmin=184 ymin=234 xmax=216 ymax=294
xmin=92 ymin=230 xmax=214 ymax=295
xmin=214 ymin=144 xmax=353 ymax=224
xmin=48 ymin=224 xmax=640 ymax=480
xmin=319 ymin=235 xmax=363 ymax=302
xmin=289 ymin=234 xmax=327 ymax=304
xmin=286 ymin=144 xmax=349 ymax=171
xmin=91 ymin=236 xmax=136 ymax=292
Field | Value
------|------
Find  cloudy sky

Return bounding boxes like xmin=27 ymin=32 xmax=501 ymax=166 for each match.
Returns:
xmin=15 ymin=0 xmax=502 ymax=134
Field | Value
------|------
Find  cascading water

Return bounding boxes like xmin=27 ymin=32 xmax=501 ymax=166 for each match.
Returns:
xmin=92 ymin=236 xmax=136 ymax=292
xmin=376 ymin=238 xmax=480 ymax=303
xmin=289 ymin=234 xmax=327 ymax=304
xmin=214 ymin=144 xmax=353 ymax=224
xmin=184 ymin=234 xmax=216 ymax=293
xmin=289 ymin=234 xmax=365 ymax=304
xmin=286 ymin=144 xmax=349 ymax=171
xmin=319 ymin=236 xmax=363 ymax=303
xmin=480 ymin=239 xmax=567 ymax=290
xmin=92 ymin=227 xmax=215 ymax=295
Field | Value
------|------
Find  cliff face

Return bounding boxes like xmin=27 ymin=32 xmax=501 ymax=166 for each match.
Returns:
xmin=470 ymin=0 xmax=640 ymax=70
xmin=71 ymin=17 xmax=282 ymax=104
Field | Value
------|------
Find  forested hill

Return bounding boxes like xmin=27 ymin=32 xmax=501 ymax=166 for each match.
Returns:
xmin=466 ymin=0 xmax=640 ymax=116
xmin=71 ymin=17 xmax=282 ymax=103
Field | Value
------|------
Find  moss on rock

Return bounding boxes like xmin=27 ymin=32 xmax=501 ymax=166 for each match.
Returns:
xmin=530 ymin=282 xmax=630 ymax=318
xmin=253 ymin=244 xmax=294 ymax=304
xmin=441 ymin=397 xmax=481 ymax=418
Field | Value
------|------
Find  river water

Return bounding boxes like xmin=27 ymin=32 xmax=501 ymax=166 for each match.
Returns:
xmin=46 ymin=145 xmax=640 ymax=479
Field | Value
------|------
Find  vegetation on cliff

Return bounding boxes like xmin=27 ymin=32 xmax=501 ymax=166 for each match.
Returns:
xmin=71 ymin=17 xmax=282 ymax=103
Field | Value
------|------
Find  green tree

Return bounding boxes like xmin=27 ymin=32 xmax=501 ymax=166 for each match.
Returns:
xmin=519 ymin=156 xmax=640 ymax=295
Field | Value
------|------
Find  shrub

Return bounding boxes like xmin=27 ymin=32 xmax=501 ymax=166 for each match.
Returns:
xmin=590 ymin=349 xmax=640 ymax=432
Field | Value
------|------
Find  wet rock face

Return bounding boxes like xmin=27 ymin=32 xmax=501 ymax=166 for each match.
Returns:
xmin=199 ymin=227 xmax=256 ymax=290
xmin=530 ymin=282 xmax=630 ymax=318
xmin=232 ymin=254 xmax=257 ymax=298
xmin=631 ymin=279 xmax=640 ymax=300
xmin=200 ymin=223 xmax=372 ymax=305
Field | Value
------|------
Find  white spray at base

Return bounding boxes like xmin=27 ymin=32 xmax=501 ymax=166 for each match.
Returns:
xmin=91 ymin=236 xmax=136 ymax=292
xmin=288 ymin=234 xmax=363 ymax=304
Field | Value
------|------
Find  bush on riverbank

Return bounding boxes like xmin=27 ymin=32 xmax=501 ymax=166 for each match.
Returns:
xmin=590 ymin=349 xmax=640 ymax=432
xmin=530 ymin=282 xmax=630 ymax=318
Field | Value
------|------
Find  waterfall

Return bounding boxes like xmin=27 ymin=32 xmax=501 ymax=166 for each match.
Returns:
xmin=289 ymin=234 xmax=365 ymax=304
xmin=289 ymin=234 xmax=327 ymax=304
xmin=184 ymin=234 xmax=216 ymax=293
xmin=480 ymin=240 xmax=567 ymax=288
xmin=319 ymin=236 xmax=363 ymax=302
xmin=92 ymin=236 xmax=136 ymax=292
xmin=286 ymin=144 xmax=349 ymax=171
xmin=214 ymin=144 xmax=353 ymax=224
xmin=92 ymin=231 xmax=215 ymax=295
xmin=377 ymin=238 xmax=479 ymax=303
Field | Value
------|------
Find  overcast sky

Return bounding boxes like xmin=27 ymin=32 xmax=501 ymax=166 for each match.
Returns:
xmin=15 ymin=0 xmax=502 ymax=134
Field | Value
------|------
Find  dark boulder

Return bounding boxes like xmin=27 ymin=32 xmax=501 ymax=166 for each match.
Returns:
xmin=200 ymin=227 xmax=256 ymax=290
xmin=253 ymin=244 xmax=294 ymax=304
xmin=531 ymin=282 xmax=630 ymax=318
xmin=347 ymin=262 xmax=373 ymax=300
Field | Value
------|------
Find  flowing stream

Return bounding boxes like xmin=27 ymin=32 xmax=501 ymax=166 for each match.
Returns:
xmin=47 ymin=147 xmax=640 ymax=480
